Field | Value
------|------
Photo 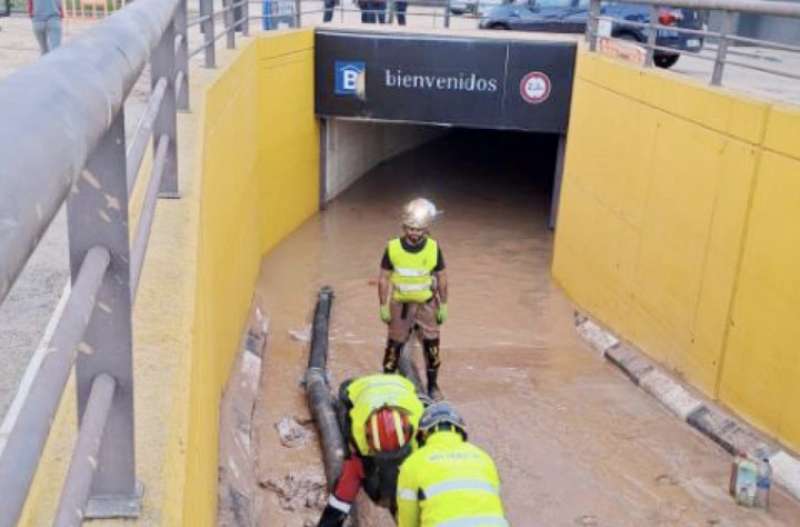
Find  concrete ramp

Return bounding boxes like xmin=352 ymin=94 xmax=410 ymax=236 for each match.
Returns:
xmin=315 ymin=29 xmax=576 ymax=133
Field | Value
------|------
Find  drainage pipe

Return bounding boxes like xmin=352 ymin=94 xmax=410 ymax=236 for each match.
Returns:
xmin=305 ymin=287 xmax=346 ymax=488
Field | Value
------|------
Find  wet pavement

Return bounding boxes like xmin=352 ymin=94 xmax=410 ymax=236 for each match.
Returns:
xmin=251 ymin=129 xmax=800 ymax=526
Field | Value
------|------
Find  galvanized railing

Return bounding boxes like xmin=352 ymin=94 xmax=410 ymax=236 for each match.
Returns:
xmin=585 ymin=0 xmax=800 ymax=85
xmin=0 ymin=0 xmax=189 ymax=523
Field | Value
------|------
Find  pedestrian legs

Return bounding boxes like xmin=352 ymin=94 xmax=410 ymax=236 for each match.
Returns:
xmin=395 ymin=1 xmax=406 ymax=25
xmin=32 ymin=20 xmax=49 ymax=54
xmin=323 ymin=0 xmax=336 ymax=22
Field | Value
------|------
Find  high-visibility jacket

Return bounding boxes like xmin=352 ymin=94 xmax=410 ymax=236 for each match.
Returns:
xmin=397 ymin=431 xmax=508 ymax=527
xmin=346 ymin=374 xmax=425 ymax=457
xmin=387 ymin=237 xmax=439 ymax=303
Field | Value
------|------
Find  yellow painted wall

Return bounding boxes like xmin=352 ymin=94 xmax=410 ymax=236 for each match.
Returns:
xmin=553 ymin=51 xmax=800 ymax=452
xmin=183 ymin=29 xmax=318 ymax=525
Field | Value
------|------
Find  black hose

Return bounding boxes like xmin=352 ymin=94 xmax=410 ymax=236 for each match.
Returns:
xmin=308 ymin=286 xmax=334 ymax=370
xmin=397 ymin=342 xmax=426 ymax=397
xmin=305 ymin=287 xmax=346 ymax=487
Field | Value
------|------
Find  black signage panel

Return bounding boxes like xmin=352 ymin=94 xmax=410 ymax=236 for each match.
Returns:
xmin=315 ymin=30 xmax=576 ymax=133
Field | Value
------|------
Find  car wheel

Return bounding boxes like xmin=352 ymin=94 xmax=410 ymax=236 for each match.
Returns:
xmin=654 ymin=54 xmax=679 ymax=69
xmin=487 ymin=22 xmax=510 ymax=30
xmin=616 ymin=32 xmax=641 ymax=43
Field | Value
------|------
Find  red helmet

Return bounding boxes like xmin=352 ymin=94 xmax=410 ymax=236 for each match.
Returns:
xmin=365 ymin=406 xmax=413 ymax=453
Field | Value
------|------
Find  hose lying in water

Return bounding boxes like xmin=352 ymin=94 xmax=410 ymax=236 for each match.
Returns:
xmin=397 ymin=340 xmax=425 ymax=396
xmin=305 ymin=286 xmax=345 ymax=489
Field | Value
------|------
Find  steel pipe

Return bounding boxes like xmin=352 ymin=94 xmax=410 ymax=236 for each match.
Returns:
xmin=53 ymin=374 xmax=117 ymax=527
xmin=0 ymin=0 xmax=180 ymax=306
xmin=0 ymin=246 xmax=110 ymax=527
xmin=126 ymin=77 xmax=168 ymax=194
xmin=130 ymin=135 xmax=170 ymax=300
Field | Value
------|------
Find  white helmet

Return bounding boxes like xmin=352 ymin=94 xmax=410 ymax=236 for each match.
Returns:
xmin=402 ymin=198 xmax=438 ymax=230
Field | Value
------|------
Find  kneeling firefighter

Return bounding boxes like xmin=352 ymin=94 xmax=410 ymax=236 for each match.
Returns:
xmin=316 ymin=373 xmax=426 ymax=527
xmin=396 ymin=402 xmax=508 ymax=527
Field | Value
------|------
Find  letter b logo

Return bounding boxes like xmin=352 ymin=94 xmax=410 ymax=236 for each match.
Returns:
xmin=335 ymin=61 xmax=366 ymax=96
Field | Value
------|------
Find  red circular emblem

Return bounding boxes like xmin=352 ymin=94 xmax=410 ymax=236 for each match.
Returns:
xmin=519 ymin=72 xmax=552 ymax=104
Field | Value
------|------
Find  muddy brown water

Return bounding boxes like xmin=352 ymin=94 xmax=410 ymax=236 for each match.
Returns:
xmin=251 ymin=129 xmax=800 ymax=526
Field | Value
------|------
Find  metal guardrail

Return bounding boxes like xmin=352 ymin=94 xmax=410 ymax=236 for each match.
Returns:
xmin=0 ymin=0 xmax=189 ymax=523
xmin=585 ymin=0 xmax=800 ymax=85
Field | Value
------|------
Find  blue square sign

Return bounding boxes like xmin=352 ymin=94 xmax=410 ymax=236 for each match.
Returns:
xmin=335 ymin=61 xmax=365 ymax=96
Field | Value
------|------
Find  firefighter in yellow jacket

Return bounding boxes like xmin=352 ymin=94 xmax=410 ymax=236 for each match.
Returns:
xmin=396 ymin=402 xmax=508 ymax=527
xmin=378 ymin=198 xmax=448 ymax=399
xmin=317 ymin=373 xmax=426 ymax=526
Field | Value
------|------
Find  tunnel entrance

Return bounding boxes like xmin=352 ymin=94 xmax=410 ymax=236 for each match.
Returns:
xmin=320 ymin=118 xmax=565 ymax=227
xmin=315 ymin=27 xmax=574 ymax=226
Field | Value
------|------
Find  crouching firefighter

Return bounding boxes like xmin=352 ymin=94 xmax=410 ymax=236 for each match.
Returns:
xmin=396 ymin=402 xmax=508 ymax=527
xmin=316 ymin=373 xmax=426 ymax=527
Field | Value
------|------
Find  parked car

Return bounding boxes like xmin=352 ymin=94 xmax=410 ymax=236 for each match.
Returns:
xmin=449 ymin=0 xmax=507 ymax=16
xmin=479 ymin=0 xmax=704 ymax=68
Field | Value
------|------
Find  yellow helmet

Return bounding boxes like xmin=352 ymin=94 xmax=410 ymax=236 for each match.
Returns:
xmin=402 ymin=198 xmax=438 ymax=230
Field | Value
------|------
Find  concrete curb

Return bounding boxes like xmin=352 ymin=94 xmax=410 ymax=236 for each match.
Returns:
xmin=574 ymin=312 xmax=800 ymax=503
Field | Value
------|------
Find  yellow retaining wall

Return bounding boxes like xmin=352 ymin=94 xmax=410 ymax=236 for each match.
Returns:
xmin=17 ymin=29 xmax=318 ymax=526
xmin=184 ymin=29 xmax=318 ymax=525
xmin=553 ymin=50 xmax=800 ymax=452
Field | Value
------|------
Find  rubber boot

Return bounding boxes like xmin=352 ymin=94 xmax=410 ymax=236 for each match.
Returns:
xmin=383 ymin=339 xmax=402 ymax=373
xmin=427 ymin=368 xmax=442 ymax=401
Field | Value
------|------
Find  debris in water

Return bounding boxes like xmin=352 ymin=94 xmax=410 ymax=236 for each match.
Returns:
xmin=575 ymin=515 xmax=598 ymax=526
xmin=289 ymin=326 xmax=311 ymax=343
xmin=260 ymin=469 xmax=328 ymax=513
xmin=275 ymin=416 xmax=313 ymax=448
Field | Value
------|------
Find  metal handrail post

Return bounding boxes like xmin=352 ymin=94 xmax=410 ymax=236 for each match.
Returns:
xmin=295 ymin=0 xmax=302 ymax=27
xmin=224 ymin=0 xmax=236 ymax=48
xmin=242 ymin=0 xmax=250 ymax=36
xmin=200 ymin=0 xmax=216 ymax=67
xmin=645 ymin=4 xmax=658 ymax=67
xmin=712 ymin=10 xmax=734 ymax=85
xmin=175 ymin=0 xmax=190 ymax=111
xmin=444 ymin=0 xmax=451 ymax=28
xmin=66 ymin=111 xmax=139 ymax=519
xmin=587 ymin=0 xmax=600 ymax=51
xmin=53 ymin=374 xmax=117 ymax=527
xmin=151 ymin=20 xmax=180 ymax=197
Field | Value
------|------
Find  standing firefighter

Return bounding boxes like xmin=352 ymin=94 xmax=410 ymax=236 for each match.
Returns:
xmin=379 ymin=198 xmax=448 ymax=399
xmin=396 ymin=402 xmax=508 ymax=527
xmin=317 ymin=373 xmax=426 ymax=527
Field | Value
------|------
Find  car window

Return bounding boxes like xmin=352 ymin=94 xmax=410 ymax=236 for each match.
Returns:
xmin=576 ymin=0 xmax=589 ymax=6
xmin=532 ymin=0 xmax=573 ymax=8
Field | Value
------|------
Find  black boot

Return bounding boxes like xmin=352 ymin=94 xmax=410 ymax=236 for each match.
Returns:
xmin=427 ymin=368 xmax=442 ymax=400
xmin=383 ymin=339 xmax=403 ymax=373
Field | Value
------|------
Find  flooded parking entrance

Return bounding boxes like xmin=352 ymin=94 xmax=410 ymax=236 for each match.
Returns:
xmin=250 ymin=130 xmax=800 ymax=526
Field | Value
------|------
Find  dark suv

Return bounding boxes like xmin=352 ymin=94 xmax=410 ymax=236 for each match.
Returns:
xmin=479 ymin=0 xmax=704 ymax=68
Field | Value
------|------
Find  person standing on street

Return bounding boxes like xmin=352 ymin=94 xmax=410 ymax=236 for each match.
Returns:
xmin=378 ymin=198 xmax=448 ymax=399
xmin=316 ymin=373 xmax=426 ymax=526
xmin=396 ymin=402 xmax=508 ymax=527
xmin=395 ymin=0 xmax=407 ymax=25
xmin=28 ymin=0 xmax=62 ymax=55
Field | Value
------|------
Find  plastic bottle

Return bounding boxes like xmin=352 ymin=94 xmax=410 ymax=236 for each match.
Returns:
xmin=733 ymin=456 xmax=758 ymax=507
xmin=755 ymin=452 xmax=772 ymax=510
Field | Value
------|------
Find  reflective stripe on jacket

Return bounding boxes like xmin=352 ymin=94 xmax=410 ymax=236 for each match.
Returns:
xmin=388 ymin=237 xmax=438 ymax=303
xmin=397 ymin=431 xmax=507 ymax=527
xmin=347 ymin=374 xmax=424 ymax=457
